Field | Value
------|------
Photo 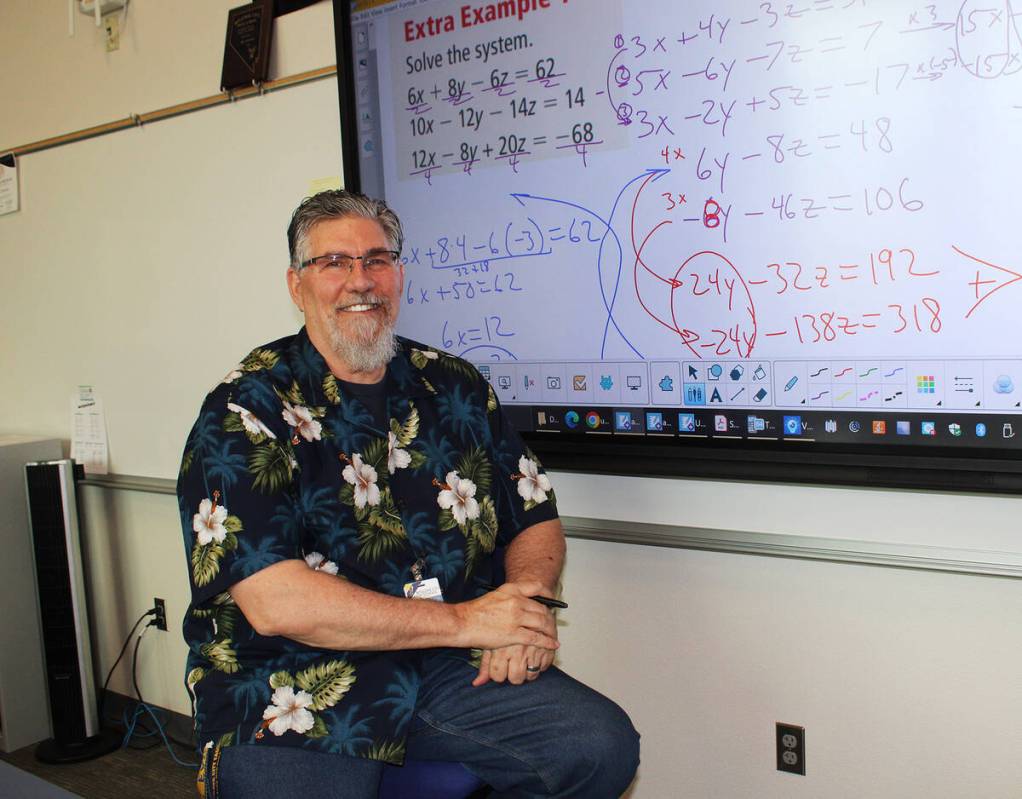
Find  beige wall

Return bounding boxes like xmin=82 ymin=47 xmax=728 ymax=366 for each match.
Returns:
xmin=2 ymin=2 xmax=1020 ymax=797
xmin=74 ymin=483 xmax=1022 ymax=798
xmin=0 ymin=0 xmax=334 ymax=148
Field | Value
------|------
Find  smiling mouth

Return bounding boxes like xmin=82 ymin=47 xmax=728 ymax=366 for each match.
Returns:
xmin=338 ymin=301 xmax=385 ymax=313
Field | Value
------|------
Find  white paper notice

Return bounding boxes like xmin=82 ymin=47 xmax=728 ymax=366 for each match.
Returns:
xmin=71 ymin=386 xmax=109 ymax=474
xmin=0 ymin=153 xmax=19 ymax=216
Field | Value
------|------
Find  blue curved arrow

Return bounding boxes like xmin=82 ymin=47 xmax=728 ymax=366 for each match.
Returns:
xmin=510 ymin=192 xmax=641 ymax=358
xmin=597 ymin=168 xmax=670 ymax=356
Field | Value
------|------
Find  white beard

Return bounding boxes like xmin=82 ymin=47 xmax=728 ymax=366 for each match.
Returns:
xmin=326 ymin=298 xmax=398 ymax=374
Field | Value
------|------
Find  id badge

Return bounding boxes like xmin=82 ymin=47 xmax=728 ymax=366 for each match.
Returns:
xmin=403 ymin=577 xmax=444 ymax=601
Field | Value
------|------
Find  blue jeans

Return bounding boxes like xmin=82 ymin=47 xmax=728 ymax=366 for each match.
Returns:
xmin=201 ymin=650 xmax=639 ymax=798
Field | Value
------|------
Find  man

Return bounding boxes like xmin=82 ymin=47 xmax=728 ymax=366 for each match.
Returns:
xmin=178 ymin=190 xmax=639 ymax=797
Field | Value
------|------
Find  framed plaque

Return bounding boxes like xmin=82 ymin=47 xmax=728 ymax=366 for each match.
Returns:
xmin=220 ymin=1 xmax=274 ymax=91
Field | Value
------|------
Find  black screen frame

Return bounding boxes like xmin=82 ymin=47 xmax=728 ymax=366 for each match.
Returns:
xmin=332 ymin=0 xmax=1022 ymax=495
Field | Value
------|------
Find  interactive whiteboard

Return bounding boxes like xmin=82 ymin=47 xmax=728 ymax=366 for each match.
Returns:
xmin=339 ymin=0 xmax=1022 ymax=490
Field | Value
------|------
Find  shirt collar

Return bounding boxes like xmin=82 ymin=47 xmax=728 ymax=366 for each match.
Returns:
xmin=289 ymin=328 xmax=434 ymax=415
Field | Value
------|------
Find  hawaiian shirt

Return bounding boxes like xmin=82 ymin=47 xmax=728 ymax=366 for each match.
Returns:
xmin=177 ymin=328 xmax=558 ymax=763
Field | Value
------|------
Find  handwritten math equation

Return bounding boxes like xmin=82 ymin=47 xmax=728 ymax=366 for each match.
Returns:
xmin=392 ymin=1 xmax=1022 ymax=363
xmin=402 ymin=163 xmax=1022 ymax=362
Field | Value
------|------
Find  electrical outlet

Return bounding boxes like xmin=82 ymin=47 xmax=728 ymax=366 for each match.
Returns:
xmin=776 ymin=722 xmax=805 ymax=775
xmin=153 ymin=598 xmax=167 ymax=631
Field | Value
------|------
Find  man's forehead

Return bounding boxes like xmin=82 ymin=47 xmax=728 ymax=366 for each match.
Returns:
xmin=309 ymin=215 xmax=388 ymax=245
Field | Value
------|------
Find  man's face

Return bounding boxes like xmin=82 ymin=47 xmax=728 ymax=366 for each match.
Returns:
xmin=287 ymin=215 xmax=404 ymax=377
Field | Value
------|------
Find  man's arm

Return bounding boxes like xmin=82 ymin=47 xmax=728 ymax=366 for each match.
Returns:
xmin=473 ymin=518 xmax=566 ymax=686
xmin=502 ymin=518 xmax=566 ymax=592
xmin=229 ymin=559 xmax=559 ymax=652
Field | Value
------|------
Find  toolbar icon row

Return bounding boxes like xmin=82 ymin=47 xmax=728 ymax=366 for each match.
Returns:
xmin=480 ymin=362 xmax=651 ymax=405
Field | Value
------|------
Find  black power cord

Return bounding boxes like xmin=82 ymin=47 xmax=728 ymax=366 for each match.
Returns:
xmin=98 ymin=608 xmax=154 ymax=724
xmin=99 ymin=604 xmax=198 ymax=766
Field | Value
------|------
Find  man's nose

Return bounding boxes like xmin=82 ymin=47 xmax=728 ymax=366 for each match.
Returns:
xmin=345 ymin=263 xmax=376 ymax=291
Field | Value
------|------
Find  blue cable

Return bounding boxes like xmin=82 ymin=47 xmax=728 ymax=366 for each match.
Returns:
xmin=120 ymin=701 xmax=197 ymax=769
xmin=117 ymin=622 xmax=199 ymax=769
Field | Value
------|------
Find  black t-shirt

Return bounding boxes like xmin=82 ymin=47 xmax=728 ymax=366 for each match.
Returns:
xmin=337 ymin=376 xmax=388 ymax=431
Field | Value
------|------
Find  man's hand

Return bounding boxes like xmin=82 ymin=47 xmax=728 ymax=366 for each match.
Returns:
xmin=469 ymin=581 xmax=559 ymax=687
xmin=472 ymin=643 xmax=556 ymax=686
xmin=452 ymin=580 xmax=559 ymax=653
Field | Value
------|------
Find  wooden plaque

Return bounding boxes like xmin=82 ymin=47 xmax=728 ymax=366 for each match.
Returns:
xmin=220 ymin=1 xmax=274 ymax=91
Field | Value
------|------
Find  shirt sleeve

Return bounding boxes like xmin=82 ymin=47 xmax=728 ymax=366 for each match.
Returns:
xmin=177 ymin=379 xmax=301 ymax=608
xmin=483 ymin=383 xmax=559 ymax=548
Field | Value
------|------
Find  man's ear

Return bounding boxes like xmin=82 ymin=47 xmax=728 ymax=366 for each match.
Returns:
xmin=286 ymin=267 xmax=304 ymax=312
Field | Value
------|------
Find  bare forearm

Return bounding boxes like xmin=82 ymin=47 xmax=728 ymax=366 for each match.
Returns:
xmin=230 ymin=559 xmax=558 ymax=653
xmin=231 ymin=561 xmax=458 ymax=649
xmin=504 ymin=519 xmax=566 ymax=594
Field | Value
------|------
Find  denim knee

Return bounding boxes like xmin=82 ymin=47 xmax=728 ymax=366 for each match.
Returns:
xmin=587 ymin=704 xmax=641 ymax=795
xmin=556 ymin=698 xmax=640 ymax=798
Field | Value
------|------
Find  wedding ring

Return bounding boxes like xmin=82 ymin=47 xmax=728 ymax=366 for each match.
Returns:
xmin=526 ymin=665 xmax=541 ymax=673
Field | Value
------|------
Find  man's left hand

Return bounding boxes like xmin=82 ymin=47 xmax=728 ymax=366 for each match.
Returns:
xmin=472 ymin=642 xmax=555 ymax=686
xmin=472 ymin=571 xmax=562 ymax=686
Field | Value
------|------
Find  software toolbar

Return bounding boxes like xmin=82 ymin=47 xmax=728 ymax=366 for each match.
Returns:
xmin=479 ymin=358 xmax=1022 ymax=412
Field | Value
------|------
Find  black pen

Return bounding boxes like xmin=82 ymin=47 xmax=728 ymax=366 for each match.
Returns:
xmin=482 ymin=583 xmax=568 ymax=609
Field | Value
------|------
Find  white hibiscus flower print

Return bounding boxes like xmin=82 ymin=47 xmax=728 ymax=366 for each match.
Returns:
xmin=387 ymin=431 xmax=411 ymax=474
xmin=342 ymin=453 xmax=381 ymax=508
xmin=414 ymin=348 xmax=438 ymax=360
xmin=282 ymin=401 xmax=322 ymax=442
xmin=226 ymin=402 xmax=276 ymax=440
xmin=515 ymin=456 xmax=552 ymax=504
xmin=436 ymin=471 xmax=480 ymax=525
xmin=305 ymin=551 xmax=338 ymax=575
xmin=262 ymin=685 xmax=315 ymax=736
xmin=193 ymin=496 xmax=228 ymax=546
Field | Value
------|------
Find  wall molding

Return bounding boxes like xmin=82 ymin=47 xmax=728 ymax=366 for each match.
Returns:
xmin=1 ymin=65 xmax=337 ymax=158
xmin=80 ymin=473 xmax=1022 ymax=578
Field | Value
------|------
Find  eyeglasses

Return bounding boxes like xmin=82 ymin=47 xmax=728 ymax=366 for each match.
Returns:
xmin=299 ymin=249 xmax=401 ymax=274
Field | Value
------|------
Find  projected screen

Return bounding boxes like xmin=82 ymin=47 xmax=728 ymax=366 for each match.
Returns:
xmin=339 ymin=0 xmax=1022 ymax=489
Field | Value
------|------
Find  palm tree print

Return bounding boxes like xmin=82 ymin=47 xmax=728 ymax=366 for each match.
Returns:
xmin=426 ymin=538 xmax=465 ymax=587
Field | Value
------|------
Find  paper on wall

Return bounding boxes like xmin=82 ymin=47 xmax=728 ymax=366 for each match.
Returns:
xmin=0 ymin=153 xmax=18 ymax=216
xmin=308 ymin=175 xmax=342 ymax=194
xmin=71 ymin=385 xmax=109 ymax=474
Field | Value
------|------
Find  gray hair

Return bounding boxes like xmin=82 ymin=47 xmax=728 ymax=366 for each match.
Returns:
xmin=287 ymin=190 xmax=403 ymax=270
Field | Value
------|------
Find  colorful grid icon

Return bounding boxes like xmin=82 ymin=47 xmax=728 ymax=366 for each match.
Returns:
xmin=916 ymin=375 xmax=936 ymax=394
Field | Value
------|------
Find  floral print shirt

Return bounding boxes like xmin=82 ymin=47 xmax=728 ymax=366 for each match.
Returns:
xmin=177 ymin=328 xmax=558 ymax=762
